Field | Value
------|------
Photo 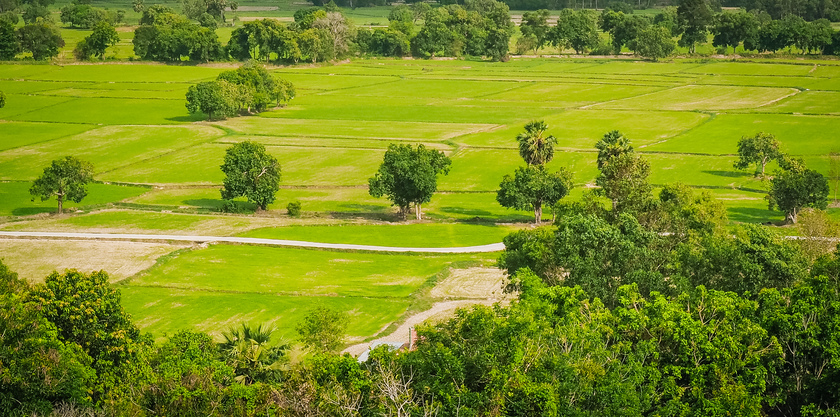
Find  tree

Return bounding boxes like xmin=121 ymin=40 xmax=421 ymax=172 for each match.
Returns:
xmin=26 ymin=269 xmax=147 ymax=403
xmin=185 ymin=80 xmax=237 ymax=120
xmin=312 ymin=11 xmax=354 ymax=59
xmin=17 ymin=22 xmax=64 ymax=60
xmin=74 ymin=21 xmax=119 ymax=60
xmin=29 ymin=156 xmax=94 ymax=214
xmin=596 ymin=149 xmax=653 ymax=215
xmin=595 ymin=129 xmax=633 ymax=169
xmin=0 ymin=90 xmax=4 ymax=108
xmin=631 ymin=24 xmax=675 ymax=60
xmin=734 ymin=132 xmax=783 ymax=177
xmin=550 ymin=8 xmax=599 ymax=54
xmin=768 ymin=158 xmax=830 ymax=224
xmin=220 ymin=323 xmax=288 ymax=384
xmin=516 ymin=120 xmax=557 ymax=166
xmin=677 ymin=0 xmax=712 ymax=54
xmin=0 ymin=264 xmax=95 ymax=415
xmin=520 ymin=9 xmax=550 ymax=51
xmin=0 ymin=17 xmax=18 ymax=60
xmin=368 ymin=144 xmax=451 ymax=220
xmin=220 ymin=141 xmax=281 ymax=211
xmin=296 ymin=306 xmax=348 ymax=353
xmin=497 ymin=165 xmax=573 ymax=224
xmin=711 ymin=11 xmax=758 ymax=52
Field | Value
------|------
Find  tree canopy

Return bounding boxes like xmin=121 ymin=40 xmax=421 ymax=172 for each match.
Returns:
xmin=220 ymin=141 xmax=281 ymax=211
xmin=497 ymin=165 xmax=573 ymax=223
xmin=768 ymin=157 xmax=830 ymax=224
xmin=734 ymin=131 xmax=784 ymax=177
xmin=29 ymin=156 xmax=94 ymax=214
xmin=368 ymin=143 xmax=451 ymax=220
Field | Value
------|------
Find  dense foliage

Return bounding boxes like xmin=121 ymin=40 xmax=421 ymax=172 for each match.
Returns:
xmin=29 ymin=156 xmax=94 ymax=214
xmin=219 ymin=141 xmax=281 ymax=211
xmin=186 ymin=63 xmax=295 ymax=120
xmin=368 ymin=143 xmax=452 ymax=220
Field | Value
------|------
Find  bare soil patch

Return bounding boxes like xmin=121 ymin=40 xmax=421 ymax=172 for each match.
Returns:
xmin=0 ymin=238 xmax=187 ymax=283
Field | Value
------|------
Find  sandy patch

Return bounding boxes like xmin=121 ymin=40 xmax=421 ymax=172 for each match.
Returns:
xmin=430 ymin=267 xmax=506 ymax=299
xmin=0 ymin=238 xmax=187 ymax=283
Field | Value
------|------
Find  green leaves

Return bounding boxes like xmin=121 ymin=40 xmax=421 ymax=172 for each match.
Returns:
xmin=220 ymin=141 xmax=281 ymax=210
xmin=768 ymin=157 xmax=829 ymax=224
xmin=496 ymin=165 xmax=572 ymax=223
xmin=29 ymin=156 xmax=94 ymax=214
xmin=368 ymin=143 xmax=451 ymax=220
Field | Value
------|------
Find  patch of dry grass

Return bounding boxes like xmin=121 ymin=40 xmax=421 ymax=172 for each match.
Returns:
xmin=0 ymin=238 xmax=186 ymax=283
xmin=430 ymin=267 xmax=506 ymax=300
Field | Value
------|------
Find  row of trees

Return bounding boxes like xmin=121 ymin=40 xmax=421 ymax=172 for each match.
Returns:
xmin=0 ymin=17 xmax=64 ymax=60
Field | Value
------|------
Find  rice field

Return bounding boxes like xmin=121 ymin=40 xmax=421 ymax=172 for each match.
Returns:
xmin=2 ymin=57 xmax=840 ymax=341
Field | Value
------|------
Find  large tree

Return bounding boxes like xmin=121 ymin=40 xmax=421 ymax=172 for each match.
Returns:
xmin=768 ymin=158 xmax=829 ymax=224
xmin=296 ymin=306 xmax=348 ymax=353
xmin=497 ymin=165 xmax=573 ymax=224
xmin=74 ymin=20 xmax=119 ymax=60
xmin=220 ymin=141 xmax=281 ymax=211
xmin=185 ymin=80 xmax=238 ymax=120
xmin=516 ymin=120 xmax=557 ymax=166
xmin=734 ymin=132 xmax=783 ymax=177
xmin=17 ymin=22 xmax=64 ymax=60
xmin=368 ymin=144 xmax=451 ymax=220
xmin=0 ymin=17 xmax=18 ymax=60
xmin=29 ymin=156 xmax=94 ymax=214
xmin=631 ymin=25 xmax=676 ymax=61
xmin=677 ymin=0 xmax=712 ymax=54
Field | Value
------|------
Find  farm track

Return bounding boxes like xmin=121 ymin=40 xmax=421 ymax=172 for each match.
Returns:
xmin=0 ymin=231 xmax=506 ymax=253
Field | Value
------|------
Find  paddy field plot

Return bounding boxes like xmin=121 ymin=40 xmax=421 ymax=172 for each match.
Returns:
xmin=3 ymin=58 xmax=840 ymax=341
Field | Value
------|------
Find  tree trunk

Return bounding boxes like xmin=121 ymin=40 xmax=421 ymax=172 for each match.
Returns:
xmin=787 ymin=208 xmax=798 ymax=224
xmin=415 ymin=203 xmax=421 ymax=220
xmin=534 ymin=202 xmax=542 ymax=224
xmin=760 ymin=156 xmax=768 ymax=176
xmin=57 ymin=195 xmax=63 ymax=214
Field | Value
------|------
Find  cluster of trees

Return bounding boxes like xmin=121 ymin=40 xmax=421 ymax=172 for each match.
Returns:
xmin=185 ymin=64 xmax=295 ymax=120
xmin=0 ymin=14 xmax=65 ymax=60
xmin=733 ymin=132 xmax=830 ymax=223
xmin=60 ymin=0 xmax=123 ymax=29
xmin=132 ymin=4 xmax=225 ymax=62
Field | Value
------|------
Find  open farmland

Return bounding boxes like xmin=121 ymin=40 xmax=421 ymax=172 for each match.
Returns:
xmin=2 ymin=58 xmax=840 ymax=342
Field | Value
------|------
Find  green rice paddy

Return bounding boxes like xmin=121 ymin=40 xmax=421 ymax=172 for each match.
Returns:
xmin=3 ymin=57 xmax=840 ymax=342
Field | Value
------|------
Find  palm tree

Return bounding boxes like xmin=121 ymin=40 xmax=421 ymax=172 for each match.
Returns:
xmin=220 ymin=323 xmax=289 ymax=384
xmin=595 ymin=130 xmax=633 ymax=170
xmin=517 ymin=120 xmax=558 ymax=166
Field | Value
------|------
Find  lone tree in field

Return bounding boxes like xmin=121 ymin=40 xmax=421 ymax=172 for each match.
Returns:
xmin=29 ymin=156 xmax=94 ymax=214
xmin=734 ymin=132 xmax=783 ymax=177
xmin=296 ymin=306 xmax=348 ymax=353
xmin=368 ymin=144 xmax=451 ymax=220
xmin=517 ymin=120 xmax=558 ymax=166
xmin=768 ymin=157 xmax=829 ymax=224
xmin=220 ymin=141 xmax=280 ymax=211
xmin=497 ymin=165 xmax=573 ymax=224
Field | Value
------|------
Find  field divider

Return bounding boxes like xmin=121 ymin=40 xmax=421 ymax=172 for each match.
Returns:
xmin=0 ymin=231 xmax=505 ymax=254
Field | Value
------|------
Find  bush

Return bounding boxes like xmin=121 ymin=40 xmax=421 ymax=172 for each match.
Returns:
xmin=287 ymin=200 xmax=302 ymax=217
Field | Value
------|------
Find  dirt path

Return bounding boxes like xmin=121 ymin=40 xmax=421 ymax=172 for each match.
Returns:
xmin=343 ymin=299 xmax=499 ymax=357
xmin=0 ymin=231 xmax=505 ymax=253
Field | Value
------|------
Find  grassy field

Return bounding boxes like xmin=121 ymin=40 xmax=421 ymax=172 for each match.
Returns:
xmin=3 ymin=57 xmax=840 ymax=343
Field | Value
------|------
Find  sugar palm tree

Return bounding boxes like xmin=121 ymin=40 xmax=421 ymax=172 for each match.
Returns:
xmin=517 ymin=120 xmax=558 ymax=166
xmin=220 ymin=323 xmax=289 ymax=384
xmin=595 ymin=130 xmax=633 ymax=170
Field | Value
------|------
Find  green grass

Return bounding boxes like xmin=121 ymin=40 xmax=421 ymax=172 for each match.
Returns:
xmin=119 ymin=285 xmax=412 ymax=341
xmin=239 ymin=223 xmax=518 ymax=247
xmin=130 ymin=244 xmax=491 ymax=297
xmin=0 ymin=121 xmax=93 ymax=152
xmin=0 ymin=125 xmax=224 ymax=180
xmin=644 ymin=114 xmax=840 ymax=156
xmin=0 ymin=181 xmax=148 ymax=217
xmin=593 ymin=85 xmax=797 ymax=111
